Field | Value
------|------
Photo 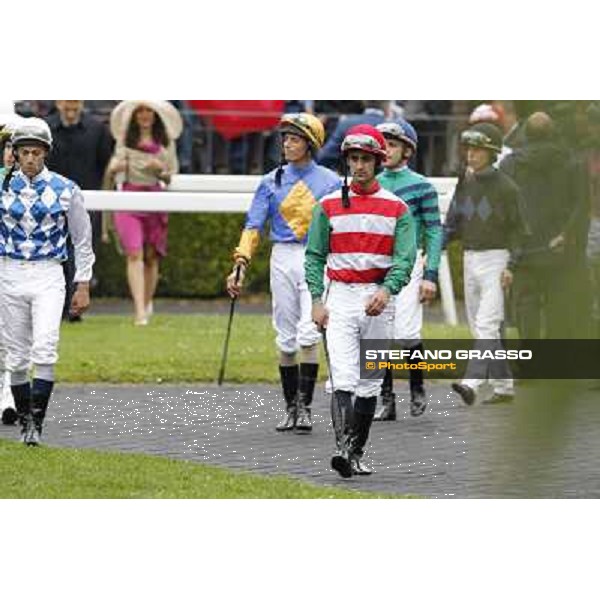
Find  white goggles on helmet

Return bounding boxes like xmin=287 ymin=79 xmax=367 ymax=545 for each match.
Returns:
xmin=341 ymin=133 xmax=385 ymax=154
xmin=377 ymin=122 xmax=405 ymax=139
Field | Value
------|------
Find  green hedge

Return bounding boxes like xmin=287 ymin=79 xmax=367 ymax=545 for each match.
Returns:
xmin=95 ymin=213 xmax=271 ymax=298
xmin=95 ymin=213 xmax=465 ymax=299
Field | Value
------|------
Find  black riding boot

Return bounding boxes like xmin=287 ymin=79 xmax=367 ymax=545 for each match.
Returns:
xmin=276 ymin=365 xmax=299 ymax=431
xmin=349 ymin=396 xmax=376 ymax=475
xmin=25 ymin=379 xmax=53 ymax=446
xmin=330 ymin=390 xmax=354 ymax=478
xmin=296 ymin=363 xmax=318 ymax=433
xmin=409 ymin=343 xmax=427 ymax=417
xmin=11 ymin=383 xmax=31 ymax=443
xmin=374 ymin=367 xmax=396 ymax=421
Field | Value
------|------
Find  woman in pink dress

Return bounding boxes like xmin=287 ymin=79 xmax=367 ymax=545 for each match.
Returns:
xmin=107 ymin=101 xmax=182 ymax=325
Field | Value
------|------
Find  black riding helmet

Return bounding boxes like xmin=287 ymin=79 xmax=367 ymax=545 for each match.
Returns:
xmin=461 ymin=122 xmax=503 ymax=154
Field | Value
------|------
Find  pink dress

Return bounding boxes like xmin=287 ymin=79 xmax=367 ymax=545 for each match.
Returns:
xmin=113 ymin=140 xmax=175 ymax=257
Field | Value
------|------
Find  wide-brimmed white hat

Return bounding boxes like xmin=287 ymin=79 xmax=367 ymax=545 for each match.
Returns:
xmin=110 ymin=100 xmax=183 ymax=142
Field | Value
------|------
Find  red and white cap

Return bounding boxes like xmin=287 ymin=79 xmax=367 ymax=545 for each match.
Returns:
xmin=341 ymin=124 xmax=388 ymax=159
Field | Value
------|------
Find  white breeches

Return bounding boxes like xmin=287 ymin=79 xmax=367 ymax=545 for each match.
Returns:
xmin=393 ymin=251 xmax=424 ymax=344
xmin=270 ymin=243 xmax=321 ymax=354
xmin=462 ymin=249 xmax=513 ymax=395
xmin=0 ymin=259 xmax=66 ymax=373
xmin=0 ymin=283 xmax=13 ymax=412
xmin=325 ymin=281 xmax=394 ymax=397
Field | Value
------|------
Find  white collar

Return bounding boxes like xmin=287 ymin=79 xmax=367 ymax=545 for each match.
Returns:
xmin=17 ymin=166 xmax=50 ymax=185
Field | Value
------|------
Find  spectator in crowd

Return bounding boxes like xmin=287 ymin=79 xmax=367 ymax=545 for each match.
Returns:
xmin=500 ymin=112 xmax=579 ymax=339
xmin=495 ymin=100 xmax=519 ymax=136
xmin=233 ymin=132 xmax=267 ymax=175
xmin=83 ymin=101 xmax=119 ymax=123
xmin=106 ymin=101 xmax=182 ymax=325
xmin=469 ymin=103 xmax=505 ymax=128
xmin=200 ymin=101 xmax=284 ymax=175
xmin=46 ymin=101 xmax=114 ymax=321
xmin=503 ymin=101 xmax=544 ymax=153
xmin=15 ymin=100 xmax=54 ymax=118
xmin=444 ymin=122 xmax=526 ymax=405
xmin=313 ymin=100 xmax=364 ymax=117
xmin=551 ymin=101 xmax=599 ymax=339
xmin=317 ymin=101 xmax=390 ymax=169
xmin=311 ymin=100 xmax=364 ymax=138
xmin=47 ymin=101 xmax=114 ymax=192
xmin=403 ymin=100 xmax=452 ymax=175
xmin=170 ymin=100 xmax=199 ymax=174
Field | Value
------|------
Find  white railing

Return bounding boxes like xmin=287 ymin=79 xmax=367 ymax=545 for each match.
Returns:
xmin=83 ymin=175 xmax=459 ymax=325
xmin=83 ymin=175 xmax=457 ymax=213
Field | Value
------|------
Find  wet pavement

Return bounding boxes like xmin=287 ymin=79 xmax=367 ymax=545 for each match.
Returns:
xmin=2 ymin=381 xmax=598 ymax=498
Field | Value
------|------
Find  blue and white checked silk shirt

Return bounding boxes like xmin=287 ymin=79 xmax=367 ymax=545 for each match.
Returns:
xmin=0 ymin=167 xmax=95 ymax=281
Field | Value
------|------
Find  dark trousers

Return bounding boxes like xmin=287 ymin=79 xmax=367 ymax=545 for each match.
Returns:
xmin=514 ymin=260 xmax=570 ymax=339
xmin=62 ymin=211 xmax=101 ymax=319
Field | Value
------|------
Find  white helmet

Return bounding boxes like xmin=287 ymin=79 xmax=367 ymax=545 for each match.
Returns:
xmin=11 ymin=117 xmax=53 ymax=150
xmin=0 ymin=115 xmax=25 ymax=146
xmin=0 ymin=114 xmax=26 ymax=133
xmin=0 ymin=101 xmax=16 ymax=130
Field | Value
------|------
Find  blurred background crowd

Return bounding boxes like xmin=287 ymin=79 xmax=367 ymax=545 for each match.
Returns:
xmin=11 ymin=99 xmax=598 ymax=179
xmin=7 ymin=99 xmax=555 ymax=177
xmin=15 ymin=100 xmax=600 ymax=177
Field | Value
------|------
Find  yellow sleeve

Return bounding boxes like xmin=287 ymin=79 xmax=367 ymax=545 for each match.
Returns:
xmin=233 ymin=229 xmax=261 ymax=264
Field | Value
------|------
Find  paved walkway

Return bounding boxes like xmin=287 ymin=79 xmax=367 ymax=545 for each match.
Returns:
xmin=1 ymin=381 xmax=598 ymax=498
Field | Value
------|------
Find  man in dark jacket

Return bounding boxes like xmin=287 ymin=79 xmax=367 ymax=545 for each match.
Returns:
xmin=500 ymin=112 xmax=581 ymax=339
xmin=317 ymin=101 xmax=389 ymax=169
xmin=46 ymin=101 xmax=113 ymax=320
xmin=445 ymin=122 xmax=527 ymax=405
xmin=503 ymin=100 xmax=543 ymax=153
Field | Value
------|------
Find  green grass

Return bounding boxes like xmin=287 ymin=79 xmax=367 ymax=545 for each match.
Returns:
xmin=0 ymin=439 xmax=411 ymax=499
xmin=58 ymin=314 xmax=472 ymax=383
